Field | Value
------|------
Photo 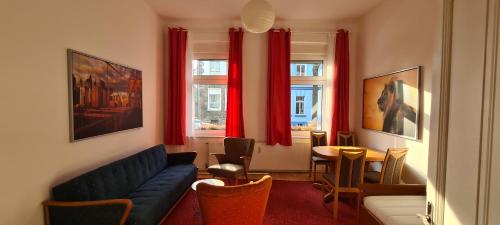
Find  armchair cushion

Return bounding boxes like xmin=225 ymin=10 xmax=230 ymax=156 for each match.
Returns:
xmin=207 ymin=163 xmax=244 ymax=178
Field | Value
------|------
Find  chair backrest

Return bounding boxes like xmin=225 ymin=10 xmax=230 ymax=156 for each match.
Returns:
xmin=224 ymin=138 xmax=255 ymax=164
xmin=337 ymin=131 xmax=356 ymax=146
xmin=380 ymin=148 xmax=408 ymax=184
xmin=196 ymin=175 xmax=272 ymax=225
xmin=310 ymin=130 xmax=327 ymax=151
xmin=335 ymin=148 xmax=367 ymax=188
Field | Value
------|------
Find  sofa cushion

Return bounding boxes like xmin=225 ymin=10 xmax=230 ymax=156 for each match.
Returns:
xmin=52 ymin=145 xmax=168 ymax=201
xmin=364 ymin=195 xmax=425 ymax=225
xmin=126 ymin=164 xmax=197 ymax=225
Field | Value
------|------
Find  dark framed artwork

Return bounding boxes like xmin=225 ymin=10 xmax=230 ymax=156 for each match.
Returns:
xmin=68 ymin=49 xmax=142 ymax=141
xmin=362 ymin=66 xmax=420 ymax=140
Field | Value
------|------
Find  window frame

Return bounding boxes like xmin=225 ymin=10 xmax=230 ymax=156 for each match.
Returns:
xmin=207 ymin=88 xmax=222 ymax=111
xmin=295 ymin=96 xmax=305 ymax=115
xmin=192 ymin=59 xmax=228 ymax=137
xmin=290 ymin=59 xmax=327 ymax=138
xmin=296 ymin=64 xmax=306 ymax=76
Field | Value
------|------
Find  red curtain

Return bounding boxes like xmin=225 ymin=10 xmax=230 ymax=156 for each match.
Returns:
xmin=226 ymin=28 xmax=245 ymax=137
xmin=267 ymin=29 xmax=292 ymax=146
xmin=165 ymin=27 xmax=187 ymax=145
xmin=330 ymin=29 xmax=350 ymax=145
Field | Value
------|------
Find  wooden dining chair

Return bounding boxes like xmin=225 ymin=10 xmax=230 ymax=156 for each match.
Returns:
xmin=364 ymin=148 xmax=408 ymax=184
xmin=310 ymin=130 xmax=331 ymax=181
xmin=337 ymin=131 xmax=356 ymax=146
xmin=322 ymin=148 xmax=367 ymax=218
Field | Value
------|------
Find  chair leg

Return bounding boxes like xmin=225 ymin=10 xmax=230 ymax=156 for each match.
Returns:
xmin=313 ymin=163 xmax=317 ymax=181
xmin=245 ymin=172 xmax=249 ymax=182
xmin=356 ymin=193 xmax=361 ymax=217
xmin=309 ymin=159 xmax=313 ymax=177
xmin=333 ymin=190 xmax=340 ymax=218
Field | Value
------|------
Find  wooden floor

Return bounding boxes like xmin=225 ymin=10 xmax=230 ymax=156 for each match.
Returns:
xmin=198 ymin=171 xmax=315 ymax=182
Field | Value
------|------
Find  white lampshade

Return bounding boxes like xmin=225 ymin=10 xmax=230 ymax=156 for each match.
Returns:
xmin=241 ymin=0 xmax=275 ymax=33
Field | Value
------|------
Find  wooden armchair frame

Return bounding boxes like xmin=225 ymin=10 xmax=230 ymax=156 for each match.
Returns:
xmin=43 ymin=199 xmax=132 ymax=225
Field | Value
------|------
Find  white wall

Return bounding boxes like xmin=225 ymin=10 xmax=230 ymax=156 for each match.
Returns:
xmin=354 ymin=0 xmax=438 ymax=183
xmin=164 ymin=20 xmax=358 ymax=171
xmin=0 ymin=0 xmax=163 ymax=224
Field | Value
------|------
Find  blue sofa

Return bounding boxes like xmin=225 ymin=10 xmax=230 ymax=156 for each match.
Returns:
xmin=43 ymin=145 xmax=197 ymax=225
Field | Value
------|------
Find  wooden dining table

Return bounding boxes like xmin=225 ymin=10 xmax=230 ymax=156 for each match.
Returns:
xmin=312 ymin=146 xmax=386 ymax=162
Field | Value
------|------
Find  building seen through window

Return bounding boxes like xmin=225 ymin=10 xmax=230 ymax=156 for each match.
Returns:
xmin=192 ymin=60 xmax=228 ymax=131
xmin=290 ymin=61 xmax=324 ymax=132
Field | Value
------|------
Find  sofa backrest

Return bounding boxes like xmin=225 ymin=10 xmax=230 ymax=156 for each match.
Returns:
xmin=52 ymin=145 xmax=167 ymax=201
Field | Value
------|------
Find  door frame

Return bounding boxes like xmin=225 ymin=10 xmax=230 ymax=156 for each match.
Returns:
xmin=429 ymin=0 xmax=499 ymax=224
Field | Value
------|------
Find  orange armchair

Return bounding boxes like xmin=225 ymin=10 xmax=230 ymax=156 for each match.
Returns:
xmin=196 ymin=175 xmax=272 ymax=225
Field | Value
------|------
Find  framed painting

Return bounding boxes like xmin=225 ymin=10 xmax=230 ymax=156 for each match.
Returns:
xmin=68 ymin=49 xmax=142 ymax=141
xmin=362 ymin=66 xmax=420 ymax=140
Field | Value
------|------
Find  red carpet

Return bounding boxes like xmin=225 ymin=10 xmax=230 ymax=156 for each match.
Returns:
xmin=163 ymin=180 xmax=357 ymax=225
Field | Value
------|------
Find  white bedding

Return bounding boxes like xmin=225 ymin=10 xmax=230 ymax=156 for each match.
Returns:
xmin=364 ymin=195 xmax=426 ymax=225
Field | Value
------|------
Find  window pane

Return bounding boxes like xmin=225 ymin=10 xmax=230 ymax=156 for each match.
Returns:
xmin=192 ymin=60 xmax=228 ymax=76
xmin=291 ymin=85 xmax=322 ymax=131
xmin=193 ymin=84 xmax=227 ymax=130
xmin=291 ymin=60 xmax=323 ymax=77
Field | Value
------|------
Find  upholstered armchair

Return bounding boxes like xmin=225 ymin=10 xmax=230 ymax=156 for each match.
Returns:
xmin=196 ymin=175 xmax=272 ymax=225
xmin=207 ymin=138 xmax=255 ymax=184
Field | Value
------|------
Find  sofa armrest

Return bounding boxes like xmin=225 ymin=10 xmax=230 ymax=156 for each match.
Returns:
xmin=43 ymin=199 xmax=132 ymax=225
xmin=360 ymin=184 xmax=426 ymax=199
xmin=167 ymin=151 xmax=197 ymax=166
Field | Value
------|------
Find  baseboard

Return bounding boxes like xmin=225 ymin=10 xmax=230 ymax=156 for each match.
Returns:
xmin=198 ymin=169 xmax=310 ymax=173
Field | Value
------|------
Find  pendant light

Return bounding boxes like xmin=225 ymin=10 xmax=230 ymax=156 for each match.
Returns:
xmin=241 ymin=0 xmax=275 ymax=33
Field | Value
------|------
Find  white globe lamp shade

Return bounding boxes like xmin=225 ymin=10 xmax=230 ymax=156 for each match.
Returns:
xmin=241 ymin=0 xmax=275 ymax=33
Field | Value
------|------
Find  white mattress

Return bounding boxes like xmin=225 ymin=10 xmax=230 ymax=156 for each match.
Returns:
xmin=364 ymin=195 xmax=426 ymax=225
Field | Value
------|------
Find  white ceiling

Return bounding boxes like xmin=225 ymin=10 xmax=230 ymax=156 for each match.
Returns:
xmin=145 ymin=0 xmax=384 ymax=21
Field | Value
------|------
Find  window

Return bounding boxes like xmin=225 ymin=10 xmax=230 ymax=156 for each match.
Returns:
xmin=296 ymin=64 xmax=306 ymax=76
xmin=193 ymin=59 xmax=228 ymax=76
xmin=207 ymin=88 xmax=222 ymax=111
xmin=291 ymin=61 xmax=323 ymax=77
xmin=192 ymin=59 xmax=228 ymax=133
xmin=295 ymin=96 xmax=305 ymax=115
xmin=290 ymin=60 xmax=324 ymax=134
